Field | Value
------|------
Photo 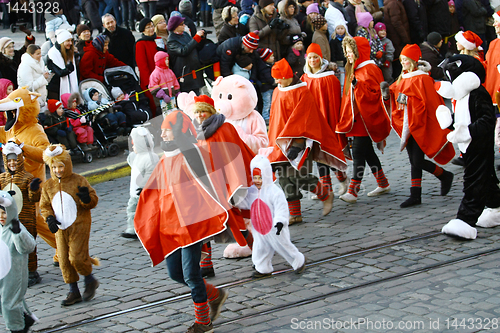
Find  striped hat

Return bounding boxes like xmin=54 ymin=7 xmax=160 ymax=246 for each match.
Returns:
xmin=243 ymin=32 xmax=260 ymax=50
xmin=258 ymin=48 xmax=273 ymax=61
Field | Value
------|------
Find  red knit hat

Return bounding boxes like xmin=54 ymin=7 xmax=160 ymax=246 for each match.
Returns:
xmin=258 ymin=48 xmax=273 ymax=62
xmin=455 ymin=30 xmax=483 ymax=50
xmin=242 ymin=32 xmax=260 ymax=50
xmin=494 ymin=10 xmax=500 ymax=22
xmin=194 ymin=94 xmax=214 ymax=107
xmin=271 ymin=58 xmax=293 ymax=79
xmin=306 ymin=43 xmax=323 ymax=58
xmin=47 ymin=99 xmax=62 ymax=113
xmin=400 ymin=44 xmax=421 ymax=62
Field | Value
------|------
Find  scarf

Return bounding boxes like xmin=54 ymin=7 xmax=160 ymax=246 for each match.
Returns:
xmin=194 ymin=113 xmax=226 ymax=140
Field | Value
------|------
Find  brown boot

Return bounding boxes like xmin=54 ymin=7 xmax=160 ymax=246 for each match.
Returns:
xmin=82 ymin=279 xmax=99 ymax=301
xmin=61 ymin=291 xmax=82 ymax=306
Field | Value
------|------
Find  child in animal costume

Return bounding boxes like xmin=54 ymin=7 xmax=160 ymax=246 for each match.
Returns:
xmin=0 ymin=142 xmax=42 ymax=287
xmin=121 ymin=127 xmax=159 ymax=239
xmin=0 ymin=191 xmax=37 ymax=333
xmin=135 ymin=111 xmax=233 ymax=332
xmin=40 ymin=144 xmax=100 ymax=306
xmin=236 ymin=155 xmax=306 ymax=278
xmin=260 ymin=58 xmax=346 ymax=224
xmin=0 ymin=87 xmax=54 ymax=262
xmin=385 ymin=44 xmax=455 ymax=208
xmin=336 ymin=36 xmax=391 ymax=204
xmin=436 ymin=55 xmax=500 ymax=239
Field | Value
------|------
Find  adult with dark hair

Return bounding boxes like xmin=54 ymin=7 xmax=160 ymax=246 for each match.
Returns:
xmin=46 ymin=30 xmax=78 ymax=100
xmin=0 ymin=28 xmax=36 ymax=88
xmin=102 ymin=13 xmax=136 ymax=68
xmin=79 ymin=35 xmax=126 ymax=82
xmin=216 ymin=32 xmax=260 ymax=76
xmin=219 ymin=6 xmax=249 ymax=44
xmin=167 ymin=16 xmax=206 ymax=94
xmin=420 ymin=32 xmax=445 ymax=80
xmin=248 ymin=0 xmax=281 ymax=59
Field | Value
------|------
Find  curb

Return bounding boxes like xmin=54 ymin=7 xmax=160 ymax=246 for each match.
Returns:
xmin=81 ymin=161 xmax=131 ymax=185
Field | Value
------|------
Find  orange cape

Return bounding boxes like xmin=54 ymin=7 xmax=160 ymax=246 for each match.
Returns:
xmin=485 ymin=38 xmax=500 ymax=103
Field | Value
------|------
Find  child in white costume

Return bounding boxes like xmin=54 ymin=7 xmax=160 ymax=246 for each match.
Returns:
xmin=121 ymin=127 xmax=159 ymax=239
xmin=237 ymin=155 xmax=306 ymax=277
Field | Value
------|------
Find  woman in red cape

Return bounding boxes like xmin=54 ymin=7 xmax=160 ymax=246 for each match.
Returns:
xmin=387 ymin=44 xmax=455 ymax=208
xmin=336 ymin=36 xmax=392 ymax=204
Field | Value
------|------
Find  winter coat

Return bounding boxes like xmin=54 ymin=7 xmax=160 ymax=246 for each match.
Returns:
xmin=248 ymin=5 xmax=281 ymax=59
xmin=255 ymin=57 xmax=275 ymax=92
xmin=103 ymin=26 xmax=136 ymax=68
xmin=0 ymin=36 xmax=34 ymax=88
xmin=216 ymin=36 xmax=259 ymax=77
xmin=46 ymin=43 xmax=78 ymax=98
xmin=79 ymin=43 xmax=126 ymax=82
xmin=82 ymin=88 xmax=111 ymax=111
xmin=218 ymin=23 xmax=249 ymax=44
xmin=285 ymin=47 xmax=306 ymax=77
xmin=148 ymin=52 xmax=180 ymax=97
xmin=356 ymin=27 xmax=384 ymax=67
xmin=136 ymin=34 xmax=159 ymax=93
xmin=426 ymin=0 xmax=451 ymax=36
xmin=0 ymin=191 xmax=36 ymax=332
xmin=383 ymin=0 xmax=411 ymax=57
xmin=462 ymin=0 xmax=488 ymax=35
xmin=420 ymin=41 xmax=445 ymax=80
xmin=312 ymin=30 xmax=331 ymax=62
xmin=330 ymin=36 xmax=347 ymax=63
xmin=127 ymin=127 xmax=159 ymax=198
xmin=277 ymin=0 xmax=302 ymax=51
xmin=346 ymin=0 xmax=369 ymax=36
xmin=166 ymin=32 xmax=205 ymax=93
xmin=403 ymin=0 xmax=428 ymax=44
xmin=43 ymin=112 xmax=72 ymax=139
xmin=17 ymin=53 xmax=48 ymax=106
xmin=61 ymin=92 xmax=90 ymax=129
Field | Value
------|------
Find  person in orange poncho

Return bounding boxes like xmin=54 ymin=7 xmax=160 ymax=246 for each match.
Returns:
xmin=301 ymin=43 xmax=350 ymax=197
xmin=386 ymin=44 xmax=455 ymax=208
xmin=260 ymin=58 xmax=346 ymax=225
xmin=336 ymin=36 xmax=392 ymax=204
xmin=135 ymin=110 xmax=242 ymax=332
xmin=484 ymin=10 xmax=500 ymax=104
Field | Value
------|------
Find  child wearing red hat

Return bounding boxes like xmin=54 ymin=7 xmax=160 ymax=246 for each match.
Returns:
xmin=386 ymin=43 xmax=455 ymax=208
xmin=43 ymin=99 xmax=79 ymax=153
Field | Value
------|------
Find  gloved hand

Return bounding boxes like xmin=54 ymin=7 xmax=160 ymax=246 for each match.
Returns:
xmin=76 ymin=186 xmax=91 ymax=204
xmin=80 ymin=116 xmax=87 ymax=124
xmin=57 ymin=129 xmax=67 ymax=137
xmin=275 ymin=222 xmax=283 ymax=235
xmin=136 ymin=188 xmax=143 ymax=196
xmin=156 ymin=89 xmax=171 ymax=103
xmin=269 ymin=18 xmax=281 ymax=30
xmin=10 ymin=218 xmax=21 ymax=234
xmin=287 ymin=146 xmax=302 ymax=160
xmin=380 ymin=81 xmax=390 ymax=101
xmin=30 ymin=178 xmax=42 ymax=191
xmin=376 ymin=51 xmax=383 ymax=59
xmin=46 ymin=215 xmax=61 ymax=233
xmin=66 ymin=62 xmax=75 ymax=73
xmin=19 ymin=25 xmax=32 ymax=36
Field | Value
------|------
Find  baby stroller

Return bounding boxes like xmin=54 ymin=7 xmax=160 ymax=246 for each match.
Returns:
xmin=79 ymin=79 xmax=123 ymax=158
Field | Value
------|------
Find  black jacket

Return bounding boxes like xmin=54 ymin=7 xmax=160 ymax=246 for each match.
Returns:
xmin=167 ymin=32 xmax=205 ymax=92
xmin=255 ymin=56 xmax=275 ymax=93
xmin=403 ymin=0 xmax=428 ymax=44
xmin=103 ymin=26 xmax=136 ymax=68
xmin=218 ymin=23 xmax=249 ymax=44
xmin=420 ymin=42 xmax=444 ymax=80
xmin=216 ymin=36 xmax=254 ymax=77
xmin=46 ymin=43 xmax=75 ymax=94
xmin=426 ymin=0 xmax=451 ymax=36
xmin=0 ymin=36 xmax=34 ymax=88
xmin=329 ymin=37 xmax=346 ymax=64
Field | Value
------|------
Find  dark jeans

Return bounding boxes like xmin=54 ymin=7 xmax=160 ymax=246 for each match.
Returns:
xmin=405 ymin=135 xmax=436 ymax=180
xmin=120 ymin=0 xmax=135 ymax=27
xmin=103 ymin=111 xmax=126 ymax=128
xmin=100 ymin=0 xmax=122 ymax=25
xmin=166 ymin=242 xmax=207 ymax=303
xmin=351 ymin=136 xmax=382 ymax=181
xmin=143 ymin=1 xmax=157 ymax=18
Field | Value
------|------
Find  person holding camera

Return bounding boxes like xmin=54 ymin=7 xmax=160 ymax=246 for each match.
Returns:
xmin=277 ymin=0 xmax=302 ymax=57
xmin=249 ymin=0 xmax=282 ymax=59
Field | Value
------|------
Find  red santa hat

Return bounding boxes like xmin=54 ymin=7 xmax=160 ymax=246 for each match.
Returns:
xmin=252 ymin=168 xmax=261 ymax=176
xmin=306 ymin=43 xmax=323 ymax=58
xmin=47 ymin=99 xmax=62 ymax=113
xmin=455 ymin=30 xmax=482 ymax=50
xmin=400 ymin=44 xmax=421 ymax=62
xmin=271 ymin=58 xmax=293 ymax=79
xmin=494 ymin=10 xmax=500 ymax=22
xmin=194 ymin=94 xmax=215 ymax=107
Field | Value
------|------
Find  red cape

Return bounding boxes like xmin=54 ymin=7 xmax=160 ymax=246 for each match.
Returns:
xmin=337 ymin=61 xmax=391 ymax=142
xmin=389 ymin=70 xmax=455 ymax=165
xmin=485 ymin=38 xmax=500 ymax=103
xmin=263 ymin=82 xmax=347 ymax=171
xmin=301 ymin=71 xmax=348 ymax=152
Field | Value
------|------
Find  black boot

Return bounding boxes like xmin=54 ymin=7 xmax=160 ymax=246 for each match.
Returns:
xmin=438 ymin=170 xmax=454 ymax=196
xmin=400 ymin=187 xmax=421 ymax=208
xmin=23 ymin=312 xmax=35 ymax=333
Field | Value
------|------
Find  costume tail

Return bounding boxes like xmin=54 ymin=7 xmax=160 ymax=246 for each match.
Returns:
xmin=90 ymin=257 xmax=101 ymax=266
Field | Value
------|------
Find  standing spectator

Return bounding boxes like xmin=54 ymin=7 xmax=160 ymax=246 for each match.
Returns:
xmin=121 ymin=0 xmax=136 ymax=30
xmin=82 ymin=0 xmax=103 ymax=33
xmin=179 ymin=0 xmax=198 ymax=37
xmin=462 ymin=0 xmax=488 ymax=46
xmin=219 ymin=6 xmax=249 ymax=44
xmin=325 ymin=0 xmax=349 ymax=39
xmin=102 ymin=14 xmax=136 ymax=68
xmin=0 ymin=0 xmax=9 ymax=29
xmin=0 ymin=29 xmax=36 ymax=88
xmin=277 ymin=0 xmax=302 ymax=57
xmin=355 ymin=12 xmax=384 ymax=67
xmin=212 ymin=0 xmax=237 ymax=37
xmin=403 ymin=0 xmax=428 ymax=45
xmin=285 ymin=34 xmax=306 ymax=76
xmin=383 ymin=0 xmax=410 ymax=78
xmin=346 ymin=0 xmax=368 ymax=36
xmin=140 ymin=0 xmax=158 ymax=18
xmin=79 ymin=35 xmax=127 ymax=82
xmin=296 ymin=0 xmax=313 ymax=48
xmin=46 ymin=30 xmax=78 ymax=99
xmin=167 ymin=16 xmax=207 ymax=94
xmin=249 ymin=0 xmax=281 ymax=59
xmin=427 ymin=0 xmax=451 ymax=56
xmin=448 ymin=0 xmax=461 ymax=55
xmin=311 ymin=15 xmax=331 ymax=61
xmin=199 ymin=0 xmax=213 ymax=28
xmin=17 ymin=45 xmax=49 ymax=108
xmin=420 ymin=32 xmax=445 ymax=80
xmin=152 ymin=14 xmax=169 ymax=50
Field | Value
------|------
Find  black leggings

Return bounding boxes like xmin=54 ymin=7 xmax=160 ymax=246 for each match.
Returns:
xmin=405 ymin=136 xmax=437 ymax=180
xmin=351 ymin=136 xmax=382 ymax=181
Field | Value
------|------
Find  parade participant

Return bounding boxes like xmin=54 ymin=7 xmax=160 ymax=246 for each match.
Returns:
xmin=236 ymin=154 xmax=306 ymax=277
xmin=437 ymin=55 xmax=500 ymax=239
xmin=301 ymin=43 xmax=349 ymax=196
xmin=336 ymin=36 xmax=391 ymax=203
xmin=135 ymin=111 xmax=235 ymax=332
xmin=385 ymin=44 xmax=455 ymax=208
xmin=0 ymin=191 xmax=37 ymax=333
xmin=40 ymin=144 xmax=100 ymax=306
xmin=0 ymin=142 xmax=42 ymax=287
xmin=261 ymin=58 xmax=345 ymax=224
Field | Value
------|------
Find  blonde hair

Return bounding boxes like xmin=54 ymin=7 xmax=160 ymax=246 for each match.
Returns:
xmin=43 ymin=144 xmax=70 ymax=166
xmin=342 ymin=36 xmax=359 ymax=95
xmin=193 ymin=102 xmax=217 ymax=116
xmin=460 ymin=48 xmax=479 ymax=58
xmin=396 ymin=55 xmax=417 ymax=84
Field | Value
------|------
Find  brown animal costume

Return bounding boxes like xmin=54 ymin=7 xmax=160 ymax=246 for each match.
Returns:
xmin=40 ymin=144 xmax=100 ymax=305
xmin=0 ymin=142 xmax=41 ymax=283
xmin=0 ymin=87 xmax=54 ymax=251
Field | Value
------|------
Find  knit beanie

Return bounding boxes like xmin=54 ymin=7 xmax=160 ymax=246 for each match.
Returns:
xmin=290 ymin=34 xmax=303 ymax=44
xmin=400 ymin=44 xmax=421 ymax=62
xmin=139 ymin=17 xmax=153 ymax=32
xmin=426 ymin=32 xmax=442 ymax=46
xmin=151 ymin=14 xmax=166 ymax=27
xmin=111 ymin=87 xmax=124 ymax=100
xmin=56 ymin=29 xmax=73 ymax=44
xmin=356 ymin=12 xmax=373 ymax=29
xmin=236 ymin=54 xmax=253 ymax=68
xmin=306 ymin=3 xmax=319 ymax=15
xmin=0 ymin=37 xmax=13 ymax=53
xmin=455 ymin=30 xmax=482 ymax=50
xmin=76 ymin=24 xmax=91 ymax=37
xmin=374 ymin=22 xmax=386 ymax=33
xmin=259 ymin=48 xmax=273 ymax=61
xmin=448 ymin=0 xmax=454 ymax=5
xmin=306 ymin=42 xmax=323 ymax=58
xmin=243 ymin=31 xmax=260 ymax=50
xmin=259 ymin=0 xmax=274 ymax=8
xmin=47 ymin=99 xmax=62 ymax=113
xmin=92 ymin=35 xmax=107 ymax=52
xmin=311 ymin=15 xmax=327 ymax=30
xmin=271 ymin=58 xmax=293 ymax=79
xmin=167 ymin=16 xmax=185 ymax=31
xmin=179 ymin=0 xmax=192 ymax=14
xmin=88 ymin=88 xmax=99 ymax=99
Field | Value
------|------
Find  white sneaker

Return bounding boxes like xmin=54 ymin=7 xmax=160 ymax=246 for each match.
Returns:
xmin=336 ymin=178 xmax=349 ymax=196
xmin=367 ymin=185 xmax=391 ymax=197
xmin=339 ymin=192 xmax=357 ymax=203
